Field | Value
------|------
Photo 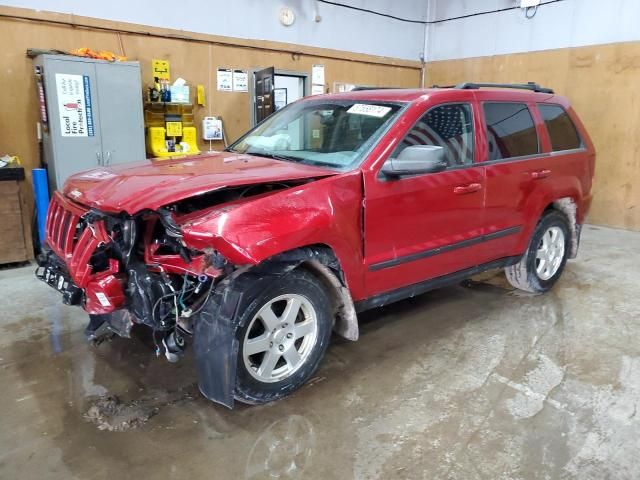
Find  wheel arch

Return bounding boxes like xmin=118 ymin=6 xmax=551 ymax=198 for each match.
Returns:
xmin=194 ymin=243 xmax=359 ymax=409
xmin=257 ymin=244 xmax=359 ymax=341
xmin=542 ymin=197 xmax=580 ymax=259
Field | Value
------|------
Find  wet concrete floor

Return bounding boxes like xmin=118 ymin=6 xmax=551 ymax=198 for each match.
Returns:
xmin=1 ymin=225 xmax=639 ymax=479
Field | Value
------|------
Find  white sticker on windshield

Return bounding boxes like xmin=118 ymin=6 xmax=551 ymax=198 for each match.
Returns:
xmin=347 ymin=104 xmax=392 ymax=118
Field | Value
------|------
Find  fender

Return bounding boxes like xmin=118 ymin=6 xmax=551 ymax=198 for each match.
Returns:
xmin=181 ymin=172 xmax=367 ymax=300
xmin=516 ymin=174 xmax=583 ymax=254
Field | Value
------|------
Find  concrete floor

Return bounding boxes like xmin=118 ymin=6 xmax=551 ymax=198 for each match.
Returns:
xmin=1 ymin=225 xmax=639 ymax=479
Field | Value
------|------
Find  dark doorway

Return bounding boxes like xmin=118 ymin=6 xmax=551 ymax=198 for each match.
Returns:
xmin=254 ymin=67 xmax=275 ymax=123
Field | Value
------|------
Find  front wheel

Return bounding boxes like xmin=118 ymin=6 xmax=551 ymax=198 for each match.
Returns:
xmin=505 ymin=210 xmax=571 ymax=293
xmin=234 ymin=269 xmax=333 ymax=405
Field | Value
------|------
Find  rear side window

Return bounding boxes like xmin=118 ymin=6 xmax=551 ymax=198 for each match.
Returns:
xmin=394 ymin=103 xmax=474 ymax=168
xmin=539 ymin=104 xmax=582 ymax=151
xmin=483 ymin=103 xmax=539 ymax=160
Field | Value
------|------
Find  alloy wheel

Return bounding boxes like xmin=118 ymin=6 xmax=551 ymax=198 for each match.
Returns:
xmin=242 ymin=294 xmax=318 ymax=383
xmin=535 ymin=226 xmax=565 ymax=280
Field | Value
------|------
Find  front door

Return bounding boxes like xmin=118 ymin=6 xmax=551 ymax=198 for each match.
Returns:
xmin=363 ymin=101 xmax=487 ymax=297
xmin=254 ymin=67 xmax=275 ymax=123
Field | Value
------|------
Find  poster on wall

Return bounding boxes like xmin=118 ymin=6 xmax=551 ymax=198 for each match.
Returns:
xmin=333 ymin=82 xmax=357 ymax=93
xmin=152 ymin=59 xmax=171 ymax=80
xmin=274 ymin=88 xmax=287 ymax=110
xmin=202 ymin=117 xmax=223 ymax=140
xmin=55 ymin=73 xmax=94 ymax=137
xmin=312 ymin=64 xmax=325 ymax=85
xmin=217 ymin=68 xmax=233 ymax=91
xmin=232 ymin=70 xmax=248 ymax=92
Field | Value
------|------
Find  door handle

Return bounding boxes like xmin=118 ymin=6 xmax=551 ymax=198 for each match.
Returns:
xmin=454 ymin=183 xmax=482 ymax=195
xmin=96 ymin=151 xmax=102 ymax=166
xmin=531 ymin=169 xmax=551 ymax=179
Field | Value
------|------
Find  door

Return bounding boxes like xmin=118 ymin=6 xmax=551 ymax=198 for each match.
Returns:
xmin=479 ymin=100 xmax=545 ymax=258
xmin=254 ymin=67 xmax=275 ymax=123
xmin=95 ymin=62 xmax=145 ymax=166
xmin=363 ymin=102 xmax=487 ymax=297
xmin=43 ymin=57 xmax=103 ymax=189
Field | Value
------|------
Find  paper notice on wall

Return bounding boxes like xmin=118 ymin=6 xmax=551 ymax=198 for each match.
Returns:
xmin=202 ymin=117 xmax=223 ymax=140
xmin=232 ymin=69 xmax=248 ymax=92
xmin=55 ymin=73 xmax=94 ymax=137
xmin=334 ymin=82 xmax=357 ymax=93
xmin=274 ymin=88 xmax=287 ymax=110
xmin=312 ymin=64 xmax=325 ymax=85
xmin=217 ymin=68 xmax=233 ymax=91
xmin=311 ymin=84 xmax=325 ymax=96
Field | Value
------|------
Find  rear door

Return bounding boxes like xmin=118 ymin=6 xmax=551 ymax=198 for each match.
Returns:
xmin=363 ymin=98 xmax=488 ymax=297
xmin=478 ymin=99 xmax=548 ymax=259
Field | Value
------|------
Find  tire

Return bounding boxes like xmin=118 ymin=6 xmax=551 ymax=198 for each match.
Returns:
xmin=233 ymin=268 xmax=333 ymax=405
xmin=505 ymin=210 xmax=571 ymax=293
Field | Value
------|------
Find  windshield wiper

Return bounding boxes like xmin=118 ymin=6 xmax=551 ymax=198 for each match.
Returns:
xmin=299 ymin=159 xmax=342 ymax=168
xmin=242 ymin=151 xmax=340 ymax=169
xmin=246 ymin=151 xmax=299 ymax=163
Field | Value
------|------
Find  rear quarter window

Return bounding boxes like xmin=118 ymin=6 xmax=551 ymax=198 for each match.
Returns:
xmin=483 ymin=102 xmax=539 ymax=160
xmin=539 ymin=104 xmax=582 ymax=151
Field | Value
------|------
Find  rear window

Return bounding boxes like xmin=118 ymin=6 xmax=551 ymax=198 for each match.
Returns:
xmin=483 ymin=103 xmax=539 ymax=160
xmin=539 ymin=104 xmax=582 ymax=151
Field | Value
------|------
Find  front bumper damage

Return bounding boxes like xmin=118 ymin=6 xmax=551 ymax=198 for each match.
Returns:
xmin=36 ymin=239 xmax=246 ymax=408
xmin=36 ymin=191 xmax=237 ymax=405
xmin=35 ymin=251 xmax=82 ymax=305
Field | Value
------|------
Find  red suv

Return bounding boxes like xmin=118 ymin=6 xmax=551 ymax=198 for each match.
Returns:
xmin=37 ymin=83 xmax=595 ymax=407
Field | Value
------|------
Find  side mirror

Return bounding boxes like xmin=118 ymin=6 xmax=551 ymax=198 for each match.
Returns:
xmin=381 ymin=145 xmax=447 ymax=177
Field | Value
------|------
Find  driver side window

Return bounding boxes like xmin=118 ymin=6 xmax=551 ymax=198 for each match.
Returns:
xmin=393 ymin=103 xmax=474 ymax=168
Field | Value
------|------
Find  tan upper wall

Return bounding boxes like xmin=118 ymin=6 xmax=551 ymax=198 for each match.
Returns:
xmin=2 ymin=6 xmax=638 ymax=247
xmin=426 ymin=42 xmax=640 ymax=232
xmin=0 ymin=6 xmax=421 ymax=256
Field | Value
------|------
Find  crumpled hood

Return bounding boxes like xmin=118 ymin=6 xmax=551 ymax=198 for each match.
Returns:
xmin=63 ymin=151 xmax=337 ymax=214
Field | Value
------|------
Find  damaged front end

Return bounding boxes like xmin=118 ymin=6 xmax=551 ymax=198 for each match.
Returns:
xmin=37 ymin=180 xmax=313 ymax=407
xmin=36 ymin=191 xmax=230 ymax=359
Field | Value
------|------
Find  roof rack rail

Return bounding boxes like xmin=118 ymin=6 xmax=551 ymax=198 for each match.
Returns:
xmin=454 ymin=82 xmax=554 ymax=94
xmin=350 ymin=86 xmax=399 ymax=91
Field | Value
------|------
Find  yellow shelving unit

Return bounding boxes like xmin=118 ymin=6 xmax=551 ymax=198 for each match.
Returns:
xmin=144 ymin=102 xmax=200 ymax=158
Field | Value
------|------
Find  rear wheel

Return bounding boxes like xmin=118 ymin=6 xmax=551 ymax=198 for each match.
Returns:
xmin=505 ymin=210 xmax=570 ymax=293
xmin=234 ymin=269 xmax=333 ymax=404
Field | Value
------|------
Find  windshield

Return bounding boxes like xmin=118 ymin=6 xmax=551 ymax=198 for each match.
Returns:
xmin=229 ymin=99 xmax=404 ymax=169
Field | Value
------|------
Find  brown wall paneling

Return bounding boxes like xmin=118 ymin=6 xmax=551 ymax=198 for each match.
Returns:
xmin=426 ymin=43 xmax=640 ymax=231
xmin=0 ymin=7 xmax=421 ymax=258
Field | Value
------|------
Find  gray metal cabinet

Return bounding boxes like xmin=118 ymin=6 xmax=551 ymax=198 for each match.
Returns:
xmin=34 ymin=54 xmax=145 ymax=191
